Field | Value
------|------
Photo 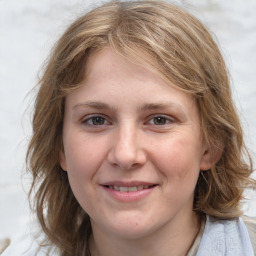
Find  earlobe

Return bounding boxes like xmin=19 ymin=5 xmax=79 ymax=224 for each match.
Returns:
xmin=200 ymin=145 xmax=223 ymax=171
xmin=59 ymin=150 xmax=67 ymax=171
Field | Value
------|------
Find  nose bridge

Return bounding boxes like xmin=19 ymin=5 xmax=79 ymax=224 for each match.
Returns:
xmin=119 ymin=122 xmax=137 ymax=153
xmin=108 ymin=122 xmax=145 ymax=169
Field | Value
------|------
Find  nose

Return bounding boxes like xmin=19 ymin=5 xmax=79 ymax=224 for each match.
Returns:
xmin=107 ymin=124 xmax=147 ymax=170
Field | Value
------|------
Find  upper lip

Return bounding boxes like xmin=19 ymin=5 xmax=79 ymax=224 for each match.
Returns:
xmin=100 ymin=181 xmax=157 ymax=187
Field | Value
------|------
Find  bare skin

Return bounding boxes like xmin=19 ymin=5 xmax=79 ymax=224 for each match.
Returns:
xmin=60 ymin=48 xmax=213 ymax=256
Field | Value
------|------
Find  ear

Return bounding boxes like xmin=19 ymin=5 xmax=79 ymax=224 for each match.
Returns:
xmin=59 ymin=149 xmax=67 ymax=171
xmin=200 ymin=143 xmax=223 ymax=171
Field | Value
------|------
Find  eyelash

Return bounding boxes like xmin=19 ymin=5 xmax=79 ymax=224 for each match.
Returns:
xmin=81 ymin=114 xmax=174 ymax=128
xmin=81 ymin=115 xmax=111 ymax=126
xmin=146 ymin=115 xmax=173 ymax=126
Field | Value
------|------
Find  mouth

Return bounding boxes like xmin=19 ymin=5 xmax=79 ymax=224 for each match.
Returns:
xmin=100 ymin=181 xmax=158 ymax=202
xmin=103 ymin=184 xmax=157 ymax=192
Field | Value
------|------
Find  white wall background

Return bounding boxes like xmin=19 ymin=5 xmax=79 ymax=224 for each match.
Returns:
xmin=0 ymin=0 xmax=255 ymax=255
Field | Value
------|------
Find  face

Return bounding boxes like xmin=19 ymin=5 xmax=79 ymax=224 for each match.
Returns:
xmin=60 ymin=48 xmax=212 ymax=240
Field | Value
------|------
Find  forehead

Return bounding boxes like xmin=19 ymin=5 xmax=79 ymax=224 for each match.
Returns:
xmin=83 ymin=47 xmax=186 ymax=97
xmin=65 ymin=48 xmax=199 ymax=118
xmin=84 ymin=47 xmax=155 ymax=81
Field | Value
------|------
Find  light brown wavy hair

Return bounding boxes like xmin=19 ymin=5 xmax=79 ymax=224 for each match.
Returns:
xmin=26 ymin=0 xmax=255 ymax=255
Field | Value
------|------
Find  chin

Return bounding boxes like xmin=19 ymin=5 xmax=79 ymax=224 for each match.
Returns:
xmin=101 ymin=214 xmax=161 ymax=240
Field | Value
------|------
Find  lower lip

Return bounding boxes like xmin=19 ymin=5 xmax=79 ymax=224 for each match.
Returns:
xmin=101 ymin=186 xmax=156 ymax=202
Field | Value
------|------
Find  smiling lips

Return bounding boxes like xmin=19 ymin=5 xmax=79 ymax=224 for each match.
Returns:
xmin=104 ymin=184 xmax=155 ymax=192
xmin=101 ymin=182 xmax=157 ymax=202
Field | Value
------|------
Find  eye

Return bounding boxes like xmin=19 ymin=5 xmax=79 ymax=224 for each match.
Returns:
xmin=147 ymin=115 xmax=173 ymax=126
xmin=82 ymin=115 xmax=109 ymax=126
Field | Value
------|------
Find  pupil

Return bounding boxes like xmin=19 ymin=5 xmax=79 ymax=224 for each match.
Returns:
xmin=154 ymin=117 xmax=166 ymax=125
xmin=92 ymin=117 xmax=104 ymax=125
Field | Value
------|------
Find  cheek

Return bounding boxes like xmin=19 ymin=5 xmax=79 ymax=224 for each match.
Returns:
xmin=151 ymin=136 xmax=202 ymax=205
xmin=150 ymin=135 xmax=202 ymax=179
xmin=64 ymin=141 xmax=100 ymax=213
xmin=64 ymin=133 xmax=105 ymax=173
xmin=63 ymin=137 xmax=96 ymax=194
xmin=63 ymin=133 xmax=111 ymax=197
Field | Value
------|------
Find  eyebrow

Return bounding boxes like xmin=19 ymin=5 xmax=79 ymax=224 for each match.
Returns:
xmin=138 ymin=103 xmax=184 ymax=112
xmin=73 ymin=101 xmax=114 ymax=110
xmin=73 ymin=101 xmax=185 ymax=112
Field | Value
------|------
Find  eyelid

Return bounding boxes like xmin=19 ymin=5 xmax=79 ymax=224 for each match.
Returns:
xmin=146 ymin=114 xmax=175 ymax=125
xmin=80 ymin=113 xmax=175 ymax=127
xmin=81 ymin=114 xmax=111 ymax=126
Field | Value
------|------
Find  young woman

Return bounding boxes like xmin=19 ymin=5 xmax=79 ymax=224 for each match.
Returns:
xmin=26 ymin=1 xmax=256 ymax=255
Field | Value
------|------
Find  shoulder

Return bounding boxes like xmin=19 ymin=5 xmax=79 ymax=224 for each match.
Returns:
xmin=242 ymin=216 xmax=256 ymax=255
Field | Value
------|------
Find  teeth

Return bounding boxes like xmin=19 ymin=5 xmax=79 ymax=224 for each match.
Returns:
xmin=137 ymin=185 xmax=144 ymax=190
xmin=128 ymin=186 xmax=137 ymax=192
xmin=108 ymin=185 xmax=152 ymax=192
xmin=120 ymin=186 xmax=128 ymax=192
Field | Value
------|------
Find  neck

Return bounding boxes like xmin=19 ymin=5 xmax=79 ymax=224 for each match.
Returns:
xmin=89 ymin=211 xmax=201 ymax=256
